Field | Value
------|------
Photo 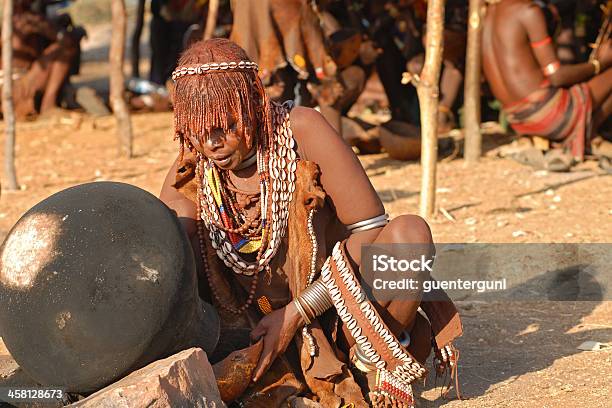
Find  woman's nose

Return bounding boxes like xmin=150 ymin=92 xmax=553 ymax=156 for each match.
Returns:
xmin=206 ymin=129 xmax=225 ymax=150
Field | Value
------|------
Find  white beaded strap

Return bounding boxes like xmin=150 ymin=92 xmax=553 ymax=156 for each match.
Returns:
xmin=321 ymin=242 xmax=427 ymax=381
xmin=171 ymin=60 xmax=259 ymax=80
xmin=345 ymin=213 xmax=389 ymax=233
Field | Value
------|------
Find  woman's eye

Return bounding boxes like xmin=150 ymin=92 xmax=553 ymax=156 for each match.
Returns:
xmin=189 ymin=136 xmax=201 ymax=147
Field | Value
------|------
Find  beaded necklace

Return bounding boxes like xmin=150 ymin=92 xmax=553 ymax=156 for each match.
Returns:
xmin=204 ymin=165 xmax=265 ymax=253
xmin=196 ymin=102 xmax=297 ymax=313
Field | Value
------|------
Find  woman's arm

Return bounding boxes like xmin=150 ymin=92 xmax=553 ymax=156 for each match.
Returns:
xmin=289 ymin=106 xmax=386 ymax=265
xmin=159 ymin=156 xmax=198 ymax=238
xmin=521 ymin=4 xmax=603 ymax=87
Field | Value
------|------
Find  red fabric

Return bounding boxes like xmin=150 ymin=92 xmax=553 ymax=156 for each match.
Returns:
xmin=505 ymin=83 xmax=593 ymax=161
xmin=530 ymin=36 xmax=552 ymax=48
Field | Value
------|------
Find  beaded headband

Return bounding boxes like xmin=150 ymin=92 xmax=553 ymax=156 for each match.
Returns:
xmin=171 ymin=61 xmax=259 ymax=80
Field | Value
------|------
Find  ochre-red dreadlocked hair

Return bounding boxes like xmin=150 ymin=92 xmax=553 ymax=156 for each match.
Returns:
xmin=173 ymin=38 xmax=273 ymax=160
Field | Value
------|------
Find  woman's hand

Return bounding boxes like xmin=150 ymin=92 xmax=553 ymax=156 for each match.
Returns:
xmin=250 ymin=302 xmax=303 ymax=382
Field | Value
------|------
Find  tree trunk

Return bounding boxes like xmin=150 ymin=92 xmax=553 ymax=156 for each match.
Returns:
xmin=464 ymin=0 xmax=484 ymax=163
xmin=2 ymin=0 xmax=18 ymax=190
xmin=203 ymin=0 xmax=219 ymax=40
xmin=417 ymin=0 xmax=445 ymax=219
xmin=130 ymin=0 xmax=146 ymax=78
xmin=110 ymin=0 xmax=133 ymax=158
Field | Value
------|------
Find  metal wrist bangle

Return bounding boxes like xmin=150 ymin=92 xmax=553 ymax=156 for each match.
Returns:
xmin=293 ymin=298 xmax=312 ymax=325
xmin=300 ymin=280 xmax=333 ymax=317
xmin=591 ymin=59 xmax=601 ymax=75
xmin=345 ymin=213 xmax=389 ymax=232
xmin=542 ymin=61 xmax=560 ymax=76
xmin=299 ymin=295 xmax=316 ymax=321
xmin=350 ymin=219 xmax=389 ymax=233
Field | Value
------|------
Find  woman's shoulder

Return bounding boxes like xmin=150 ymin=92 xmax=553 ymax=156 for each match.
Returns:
xmin=289 ymin=105 xmax=329 ymax=135
xmin=288 ymin=106 xmax=344 ymax=160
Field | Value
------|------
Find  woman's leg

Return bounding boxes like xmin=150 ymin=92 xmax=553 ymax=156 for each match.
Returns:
xmin=339 ymin=214 xmax=434 ymax=363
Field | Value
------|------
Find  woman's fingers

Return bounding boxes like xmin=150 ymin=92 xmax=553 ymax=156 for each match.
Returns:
xmin=250 ymin=322 xmax=267 ymax=342
xmin=252 ymin=337 xmax=276 ymax=382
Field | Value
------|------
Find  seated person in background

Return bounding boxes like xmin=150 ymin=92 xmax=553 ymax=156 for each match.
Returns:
xmin=483 ymin=0 xmax=611 ymax=170
xmin=406 ymin=0 xmax=467 ymax=134
xmin=0 ymin=0 xmax=85 ymax=119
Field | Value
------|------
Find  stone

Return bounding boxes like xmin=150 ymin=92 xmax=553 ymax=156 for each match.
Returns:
xmin=69 ymin=348 xmax=225 ymax=408
xmin=75 ymin=87 xmax=110 ymax=117
xmin=0 ymin=337 xmax=9 ymax=356
xmin=0 ymin=354 xmax=22 ymax=384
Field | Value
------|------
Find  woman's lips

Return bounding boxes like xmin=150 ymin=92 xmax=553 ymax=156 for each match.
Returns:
xmin=213 ymin=154 xmax=232 ymax=166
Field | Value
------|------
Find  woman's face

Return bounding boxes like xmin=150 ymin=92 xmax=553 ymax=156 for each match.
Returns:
xmin=187 ymin=112 xmax=253 ymax=170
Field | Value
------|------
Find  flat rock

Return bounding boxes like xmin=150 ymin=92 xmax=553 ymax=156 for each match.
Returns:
xmin=0 ymin=354 xmax=20 ymax=384
xmin=69 ymin=348 xmax=225 ymax=408
xmin=0 ymin=337 xmax=10 ymax=357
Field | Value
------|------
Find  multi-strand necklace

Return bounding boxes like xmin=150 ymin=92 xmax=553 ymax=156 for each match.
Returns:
xmin=196 ymin=102 xmax=297 ymax=313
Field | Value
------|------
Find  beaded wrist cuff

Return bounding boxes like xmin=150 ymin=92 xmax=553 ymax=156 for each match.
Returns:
xmin=321 ymin=240 xmax=425 ymax=408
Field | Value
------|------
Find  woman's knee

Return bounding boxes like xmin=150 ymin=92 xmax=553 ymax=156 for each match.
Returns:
xmin=386 ymin=214 xmax=433 ymax=244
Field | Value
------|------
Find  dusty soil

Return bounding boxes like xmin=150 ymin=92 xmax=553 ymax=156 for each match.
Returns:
xmin=1 ymin=20 xmax=611 ymax=408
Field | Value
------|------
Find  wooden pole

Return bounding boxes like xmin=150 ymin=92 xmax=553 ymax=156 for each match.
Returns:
xmin=130 ymin=0 xmax=146 ymax=78
xmin=464 ymin=0 xmax=484 ymax=163
xmin=2 ymin=0 xmax=18 ymax=190
xmin=418 ymin=0 xmax=445 ymax=219
xmin=203 ymin=0 xmax=219 ymax=40
xmin=110 ymin=0 xmax=133 ymax=158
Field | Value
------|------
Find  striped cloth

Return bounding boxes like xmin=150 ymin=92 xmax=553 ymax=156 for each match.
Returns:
xmin=504 ymin=81 xmax=593 ymax=161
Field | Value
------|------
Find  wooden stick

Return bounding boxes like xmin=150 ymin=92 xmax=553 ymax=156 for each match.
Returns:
xmin=464 ymin=0 xmax=484 ymax=163
xmin=2 ymin=0 xmax=18 ymax=190
xmin=418 ymin=0 xmax=445 ymax=219
xmin=203 ymin=0 xmax=220 ymax=40
xmin=589 ymin=10 xmax=611 ymax=62
xmin=110 ymin=0 xmax=133 ymax=158
xmin=130 ymin=0 xmax=146 ymax=78
xmin=439 ymin=207 xmax=456 ymax=222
